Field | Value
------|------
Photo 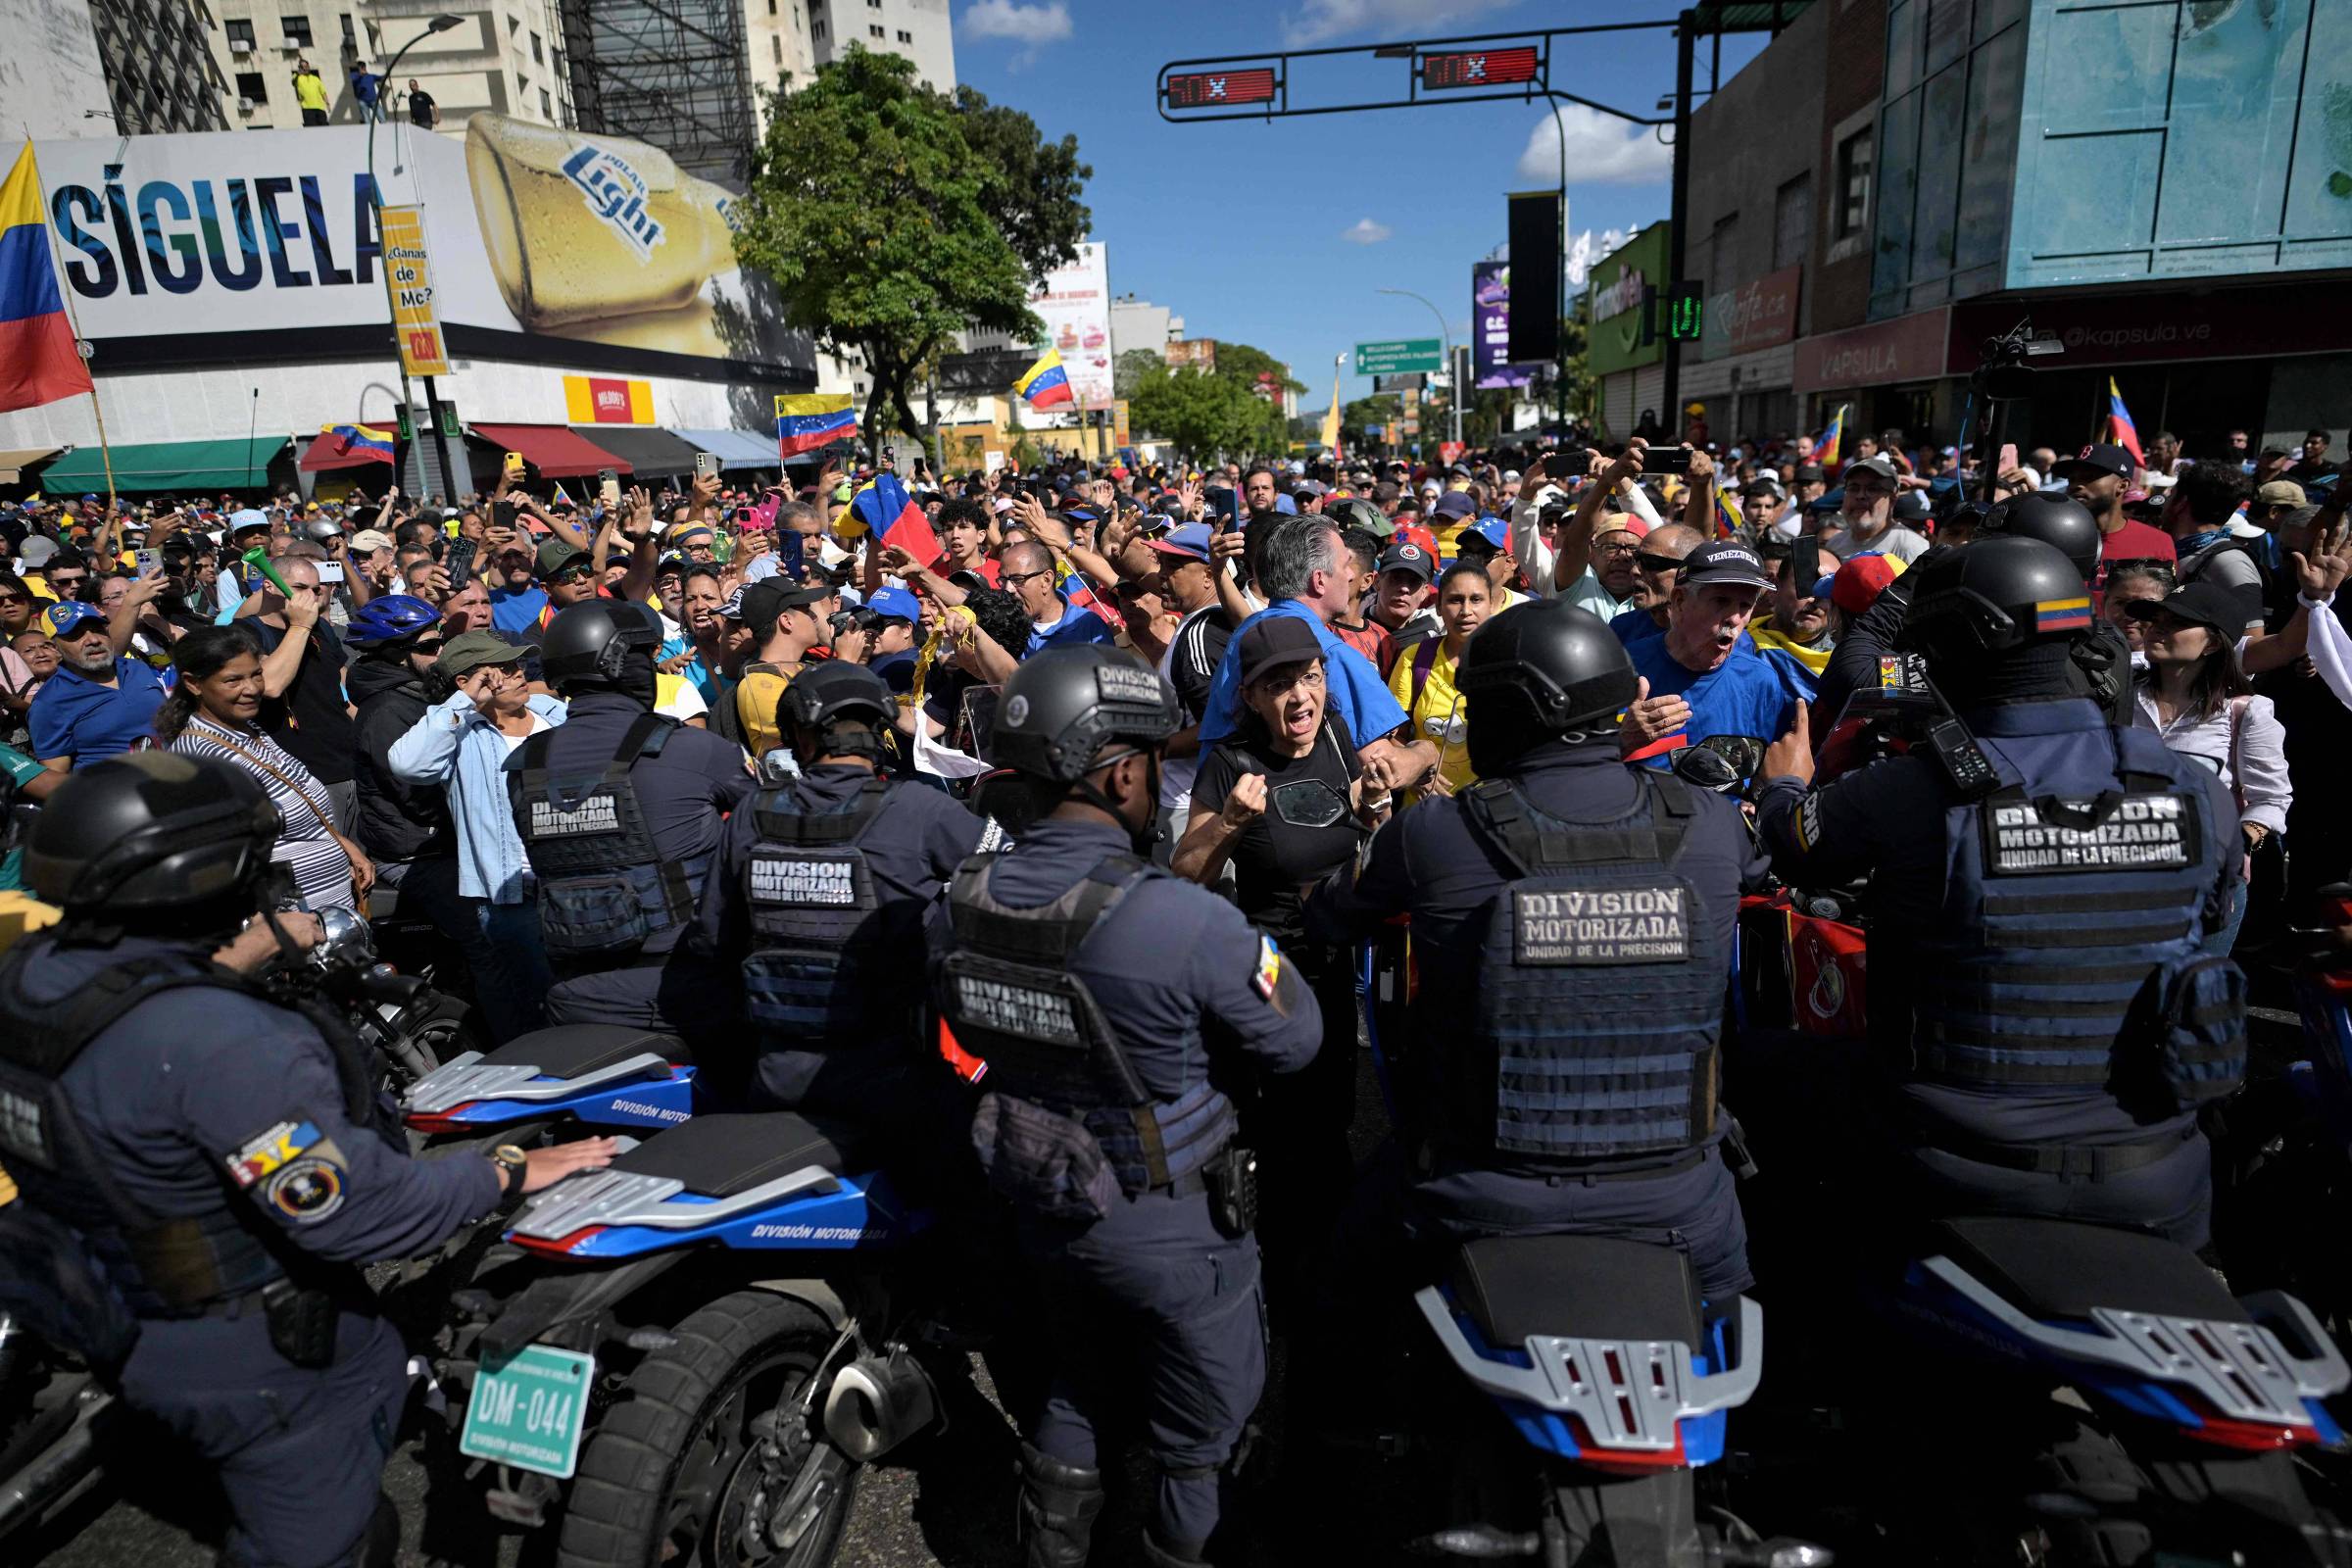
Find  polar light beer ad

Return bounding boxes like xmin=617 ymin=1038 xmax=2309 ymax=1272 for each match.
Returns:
xmin=21 ymin=120 xmax=808 ymax=383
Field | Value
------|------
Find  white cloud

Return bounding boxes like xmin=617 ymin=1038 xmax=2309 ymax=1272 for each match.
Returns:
xmin=1283 ymin=0 xmax=1517 ymax=47
xmin=1342 ymin=218 xmax=1394 ymax=245
xmin=959 ymin=0 xmax=1073 ymax=47
xmin=1518 ymin=104 xmax=1671 ymax=186
xmin=1565 ymin=227 xmax=1627 ymax=289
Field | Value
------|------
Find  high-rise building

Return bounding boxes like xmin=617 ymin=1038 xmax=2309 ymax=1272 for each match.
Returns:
xmin=800 ymin=0 xmax=952 ymax=91
xmin=92 ymin=0 xmax=231 ymax=134
xmin=206 ymin=1 xmax=573 ymax=135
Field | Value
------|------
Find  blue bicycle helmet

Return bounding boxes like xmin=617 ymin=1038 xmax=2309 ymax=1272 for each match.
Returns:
xmin=345 ymin=594 xmax=443 ymax=647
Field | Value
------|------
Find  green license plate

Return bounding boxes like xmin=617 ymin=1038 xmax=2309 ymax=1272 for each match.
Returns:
xmin=458 ymin=1345 xmax=595 ymax=1479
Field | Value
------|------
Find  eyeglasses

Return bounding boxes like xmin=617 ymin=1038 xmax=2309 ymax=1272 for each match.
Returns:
xmin=1596 ymin=540 xmax=1642 ymax=557
xmin=1002 ymin=568 xmax=1054 ymax=586
xmin=1634 ymin=552 xmax=1685 ymax=573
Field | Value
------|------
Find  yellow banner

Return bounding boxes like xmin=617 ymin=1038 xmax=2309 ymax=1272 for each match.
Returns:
xmin=564 ymin=374 xmax=656 ymax=424
xmin=380 ymin=206 xmax=450 ymax=377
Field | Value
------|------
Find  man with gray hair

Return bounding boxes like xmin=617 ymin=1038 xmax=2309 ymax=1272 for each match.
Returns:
xmin=1196 ymin=515 xmax=1437 ymax=790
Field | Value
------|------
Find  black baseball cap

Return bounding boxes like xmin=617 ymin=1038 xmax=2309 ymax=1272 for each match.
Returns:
xmin=1375 ymin=541 xmax=1435 ymax=582
xmin=2053 ymin=442 xmax=2135 ymax=484
xmin=1235 ymin=614 xmax=1325 ymax=686
xmin=2117 ymin=577 xmax=2260 ymax=635
xmin=1678 ymin=540 xmax=1774 ymax=591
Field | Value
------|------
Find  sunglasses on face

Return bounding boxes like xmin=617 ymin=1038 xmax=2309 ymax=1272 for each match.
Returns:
xmin=1634 ymin=552 xmax=1684 ymax=573
xmin=411 ymin=638 xmax=446 ymax=654
xmin=0 ymin=591 xmax=27 ymax=606
xmin=547 ymin=565 xmax=594 ymax=585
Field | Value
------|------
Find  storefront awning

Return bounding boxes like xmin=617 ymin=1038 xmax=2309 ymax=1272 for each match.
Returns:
xmin=672 ymin=428 xmax=782 ymax=470
xmin=0 ymin=447 xmax=61 ymax=485
xmin=298 ymin=423 xmax=398 ymax=473
xmin=567 ymin=425 xmax=702 ymax=477
xmin=40 ymin=437 xmax=289 ymax=494
xmin=467 ymin=423 xmax=632 ymax=479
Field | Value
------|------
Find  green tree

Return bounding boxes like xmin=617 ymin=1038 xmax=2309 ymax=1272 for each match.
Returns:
xmin=1130 ymin=367 xmax=1273 ymax=463
xmin=1210 ymin=342 xmax=1307 ymax=401
xmin=1113 ymin=348 xmax=1165 ymax=401
xmin=736 ymin=50 xmax=1091 ymax=456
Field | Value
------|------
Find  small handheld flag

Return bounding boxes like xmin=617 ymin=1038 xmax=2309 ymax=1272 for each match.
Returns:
xmin=1014 ymin=349 xmax=1074 ymax=411
xmin=1816 ymin=404 xmax=1848 ymax=471
xmin=775 ymin=393 xmax=858 ymax=460
xmin=833 ymin=471 xmax=941 ymax=564
xmin=1714 ymin=484 xmax=1742 ymax=541
xmin=320 ymin=422 xmax=395 ymax=463
xmin=0 ymin=143 xmax=94 ymax=415
xmin=2105 ymin=378 xmax=2146 ymax=471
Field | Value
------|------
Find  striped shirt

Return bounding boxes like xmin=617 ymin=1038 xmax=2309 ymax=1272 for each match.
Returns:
xmin=171 ymin=714 xmax=356 ymax=911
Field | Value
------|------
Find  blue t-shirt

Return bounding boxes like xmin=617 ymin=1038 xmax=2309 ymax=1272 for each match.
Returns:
xmin=1024 ymin=595 xmax=1118 ymax=659
xmin=488 ymin=585 xmax=551 ymax=639
xmin=1624 ymin=639 xmax=1794 ymax=769
xmin=27 ymin=658 xmax=170 ymax=766
xmin=1198 ymin=600 xmax=1410 ymax=749
xmin=1611 ymin=607 xmax=1666 ymax=647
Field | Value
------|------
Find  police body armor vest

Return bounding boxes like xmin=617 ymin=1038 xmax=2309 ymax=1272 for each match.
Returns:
xmin=512 ymin=710 xmax=711 ymax=959
xmin=942 ymin=853 xmax=1235 ymax=1195
xmin=0 ymin=940 xmax=385 ymax=1319
xmin=1443 ymin=772 xmax=1723 ymax=1165
xmin=1902 ymin=725 xmax=2240 ymax=1102
xmin=743 ymin=774 xmax=892 ymax=1045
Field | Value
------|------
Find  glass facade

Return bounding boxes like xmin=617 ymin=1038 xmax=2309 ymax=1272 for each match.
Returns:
xmin=1870 ymin=0 xmax=2027 ymax=318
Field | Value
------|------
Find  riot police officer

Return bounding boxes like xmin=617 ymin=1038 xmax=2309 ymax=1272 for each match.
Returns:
xmin=0 ymin=754 xmax=612 ymax=1568
xmin=1754 ymin=535 xmax=2243 ymax=1240
xmin=694 ymin=659 xmax=982 ymax=1116
xmin=508 ymin=599 xmax=752 ymax=1033
xmin=929 ymin=645 xmax=1322 ymax=1568
xmin=1304 ymin=597 xmax=1764 ymax=1302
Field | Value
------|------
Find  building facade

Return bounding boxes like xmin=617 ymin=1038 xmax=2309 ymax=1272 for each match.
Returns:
xmin=206 ymin=0 xmax=573 ymax=134
xmin=1677 ymin=0 xmax=2348 ymax=461
xmin=91 ymin=0 xmax=232 ymax=135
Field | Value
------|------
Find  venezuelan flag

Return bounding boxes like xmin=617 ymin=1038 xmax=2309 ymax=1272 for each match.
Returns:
xmin=0 ymin=143 xmax=93 ymax=415
xmin=2034 ymin=596 xmax=2092 ymax=633
xmin=1014 ymin=348 xmax=1074 ymax=410
xmin=1816 ymin=403 xmax=1847 ymax=471
xmin=2106 ymin=377 xmax=2145 ymax=471
xmin=775 ymin=392 xmax=858 ymax=459
xmin=322 ymin=422 xmax=395 ymax=462
xmin=832 ymin=471 xmax=941 ymax=564
xmin=1713 ymin=483 xmax=1742 ymax=541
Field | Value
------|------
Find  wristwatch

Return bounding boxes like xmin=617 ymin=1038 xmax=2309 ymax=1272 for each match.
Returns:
xmin=491 ymin=1144 xmax=529 ymax=1205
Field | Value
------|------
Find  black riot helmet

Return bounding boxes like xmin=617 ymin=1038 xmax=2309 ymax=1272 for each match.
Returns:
xmin=24 ymin=753 xmax=280 ymax=924
xmin=777 ymin=660 xmax=895 ymax=762
xmin=1456 ymin=598 xmax=1640 ymax=776
xmin=1988 ymin=492 xmax=2101 ymax=582
xmin=993 ymin=646 xmax=1180 ymax=784
xmin=539 ymin=599 xmax=661 ymax=701
xmin=1896 ymin=534 xmax=2092 ymax=665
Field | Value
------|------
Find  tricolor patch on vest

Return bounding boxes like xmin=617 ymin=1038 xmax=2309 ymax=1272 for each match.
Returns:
xmin=1984 ymin=792 xmax=2193 ymax=874
xmin=1251 ymin=934 xmax=1283 ymax=1001
xmin=2034 ymin=597 xmax=2092 ymax=633
xmin=750 ymin=856 xmax=858 ymax=906
xmin=1513 ymin=884 xmax=1690 ymax=964
xmin=529 ymin=789 xmax=622 ymax=838
xmin=954 ymin=974 xmax=1084 ymax=1049
xmin=225 ymin=1119 xmax=322 ymax=1188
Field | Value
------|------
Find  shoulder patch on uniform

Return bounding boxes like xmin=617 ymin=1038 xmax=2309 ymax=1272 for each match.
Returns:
xmin=1796 ymin=793 xmax=1823 ymax=853
xmin=1250 ymin=934 xmax=1284 ymax=1002
xmin=265 ymin=1156 xmax=346 ymax=1224
xmin=225 ymin=1119 xmax=321 ymax=1189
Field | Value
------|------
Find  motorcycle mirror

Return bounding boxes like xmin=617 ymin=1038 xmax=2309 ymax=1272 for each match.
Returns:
xmin=1694 ymin=734 xmax=1768 ymax=777
xmin=1270 ymin=778 xmax=1353 ymax=830
xmin=1671 ymin=746 xmax=1741 ymax=793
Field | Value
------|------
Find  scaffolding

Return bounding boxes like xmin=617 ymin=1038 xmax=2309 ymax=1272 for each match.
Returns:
xmin=558 ymin=0 xmax=758 ymax=187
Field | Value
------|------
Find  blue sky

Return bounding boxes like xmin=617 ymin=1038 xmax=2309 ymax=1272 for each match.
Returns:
xmin=953 ymin=0 xmax=1766 ymax=413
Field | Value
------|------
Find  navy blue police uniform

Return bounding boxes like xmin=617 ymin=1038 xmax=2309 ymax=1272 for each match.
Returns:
xmin=696 ymin=760 xmax=981 ymax=1115
xmin=0 ymin=933 xmax=504 ymax=1567
xmin=509 ymin=688 xmax=752 ymax=1033
xmin=932 ymin=814 xmax=1322 ymax=1562
xmin=1307 ymin=736 xmax=1765 ymax=1301
xmin=1755 ymin=698 xmax=2242 ymax=1241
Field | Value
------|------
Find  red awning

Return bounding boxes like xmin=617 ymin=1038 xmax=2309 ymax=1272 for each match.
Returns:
xmin=468 ymin=422 xmax=633 ymax=479
xmin=299 ymin=423 xmax=395 ymax=472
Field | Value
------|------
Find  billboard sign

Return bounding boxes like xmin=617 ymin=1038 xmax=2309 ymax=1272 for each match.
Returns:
xmin=564 ymin=375 xmax=654 ymax=423
xmin=1699 ymin=264 xmax=1801 ymax=361
xmin=1029 ymin=242 xmax=1112 ymax=409
xmin=1471 ymin=261 xmax=1541 ymax=389
xmin=380 ymin=205 xmax=449 ymax=376
xmin=1586 ymin=225 xmax=1670 ymax=377
xmin=26 ymin=118 xmax=811 ymax=384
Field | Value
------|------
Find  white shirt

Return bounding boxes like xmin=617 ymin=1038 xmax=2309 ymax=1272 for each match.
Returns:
xmin=2131 ymin=688 xmax=2290 ymax=836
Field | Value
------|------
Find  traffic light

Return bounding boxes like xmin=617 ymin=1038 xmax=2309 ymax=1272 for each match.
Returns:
xmin=1666 ymin=281 xmax=1704 ymax=342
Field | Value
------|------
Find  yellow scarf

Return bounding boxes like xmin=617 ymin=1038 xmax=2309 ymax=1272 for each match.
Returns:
xmin=1748 ymin=614 xmax=1834 ymax=675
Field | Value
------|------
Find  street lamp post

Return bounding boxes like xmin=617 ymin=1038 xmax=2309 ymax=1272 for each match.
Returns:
xmin=1376 ymin=286 xmax=1460 ymax=451
xmin=366 ymin=14 xmax=462 ymax=497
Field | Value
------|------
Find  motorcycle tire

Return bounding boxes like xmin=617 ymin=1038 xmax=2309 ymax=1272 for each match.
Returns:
xmin=556 ymin=1291 xmax=856 ymax=1568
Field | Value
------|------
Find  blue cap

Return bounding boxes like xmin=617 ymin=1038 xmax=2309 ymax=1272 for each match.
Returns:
xmin=1147 ymin=523 xmax=1214 ymax=562
xmin=866 ymin=585 xmax=920 ymax=622
xmin=1455 ymin=514 xmax=1509 ymax=552
xmin=41 ymin=600 xmax=106 ymax=638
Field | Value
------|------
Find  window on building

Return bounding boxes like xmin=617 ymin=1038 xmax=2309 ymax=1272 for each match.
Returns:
xmin=234 ymin=70 xmax=268 ymax=103
xmin=868 ymin=24 xmax=883 ymax=38
xmin=281 ymin=14 xmax=314 ymax=47
xmin=867 ymin=0 xmax=880 ymax=7
xmin=225 ymin=18 xmax=256 ymax=50
xmin=896 ymin=28 xmax=910 ymax=42
xmin=1707 ymin=213 xmax=1738 ymax=294
xmin=1836 ymin=128 xmax=1873 ymax=240
xmin=772 ymin=33 xmax=782 ymax=62
xmin=812 ymin=19 xmax=826 ymax=37
xmin=529 ymin=30 xmax=542 ymax=63
xmin=541 ymin=87 xmax=552 ymax=118
xmin=339 ymin=14 xmax=355 ymax=41
xmin=1773 ymin=172 xmax=1813 ymax=270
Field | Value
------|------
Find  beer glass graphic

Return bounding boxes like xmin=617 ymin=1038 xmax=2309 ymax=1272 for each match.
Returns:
xmin=466 ymin=114 xmax=741 ymax=329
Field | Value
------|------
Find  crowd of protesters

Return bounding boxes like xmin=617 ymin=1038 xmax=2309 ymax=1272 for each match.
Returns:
xmin=1 ymin=413 xmax=2345 ymax=974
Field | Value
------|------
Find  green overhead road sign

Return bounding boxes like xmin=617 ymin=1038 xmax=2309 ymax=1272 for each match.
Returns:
xmin=1354 ymin=338 xmax=1444 ymax=376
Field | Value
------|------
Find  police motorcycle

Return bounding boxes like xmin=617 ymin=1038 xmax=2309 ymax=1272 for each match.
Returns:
xmin=425 ymin=1111 xmax=941 ymax=1568
xmin=400 ymin=1024 xmax=700 ymax=1147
